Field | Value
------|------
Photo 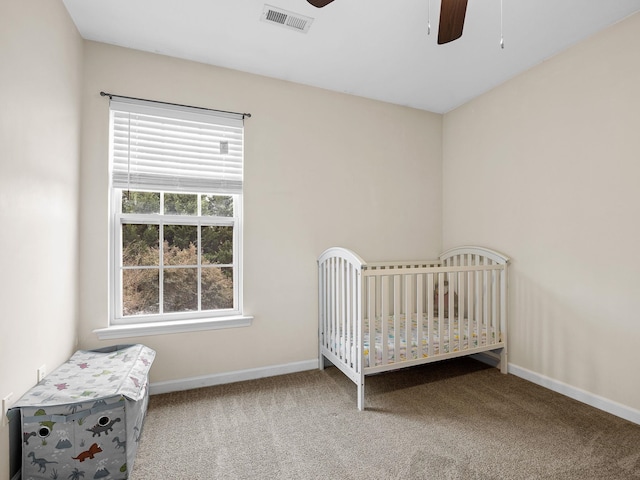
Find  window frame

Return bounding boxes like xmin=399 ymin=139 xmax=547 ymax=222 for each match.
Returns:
xmin=96 ymin=96 xmax=253 ymax=339
xmin=110 ymin=190 xmax=243 ymax=326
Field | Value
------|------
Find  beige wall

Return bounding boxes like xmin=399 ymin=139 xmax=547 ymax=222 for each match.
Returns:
xmin=0 ymin=1 xmax=83 ymax=478
xmin=78 ymin=42 xmax=443 ymax=383
xmin=4 ymin=3 xmax=637 ymax=478
xmin=443 ymin=13 xmax=640 ymax=410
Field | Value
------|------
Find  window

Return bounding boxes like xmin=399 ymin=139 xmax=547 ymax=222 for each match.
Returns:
xmin=116 ymin=191 xmax=237 ymax=319
xmin=104 ymin=96 xmax=250 ymax=334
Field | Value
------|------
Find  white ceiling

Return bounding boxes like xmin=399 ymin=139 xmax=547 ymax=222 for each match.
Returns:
xmin=62 ymin=0 xmax=640 ymax=114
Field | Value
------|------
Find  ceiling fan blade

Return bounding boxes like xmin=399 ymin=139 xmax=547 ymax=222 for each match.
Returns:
xmin=307 ymin=0 xmax=336 ymax=7
xmin=438 ymin=0 xmax=468 ymax=44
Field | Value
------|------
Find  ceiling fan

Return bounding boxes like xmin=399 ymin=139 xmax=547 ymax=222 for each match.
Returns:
xmin=306 ymin=0 xmax=468 ymax=45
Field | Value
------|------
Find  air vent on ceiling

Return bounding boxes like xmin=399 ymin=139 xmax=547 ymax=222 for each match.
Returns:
xmin=261 ymin=4 xmax=314 ymax=33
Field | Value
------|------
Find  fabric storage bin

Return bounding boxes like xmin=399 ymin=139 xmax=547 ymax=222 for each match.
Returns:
xmin=10 ymin=344 xmax=155 ymax=480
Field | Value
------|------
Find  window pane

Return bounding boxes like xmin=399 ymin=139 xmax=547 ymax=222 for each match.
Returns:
xmin=164 ymin=193 xmax=197 ymax=215
xmin=201 ymin=195 xmax=234 ymax=217
xmin=122 ymin=224 xmax=159 ymax=266
xmin=202 ymin=226 xmax=233 ymax=265
xmin=202 ymin=267 xmax=234 ymax=310
xmin=123 ymin=269 xmax=159 ymax=316
xmin=163 ymin=225 xmax=197 ymax=266
xmin=122 ymin=191 xmax=160 ymax=214
xmin=164 ymin=268 xmax=198 ymax=313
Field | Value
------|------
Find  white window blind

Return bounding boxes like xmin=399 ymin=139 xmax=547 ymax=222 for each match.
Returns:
xmin=109 ymin=97 xmax=244 ymax=194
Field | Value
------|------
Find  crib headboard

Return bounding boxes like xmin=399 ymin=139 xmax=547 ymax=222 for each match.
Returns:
xmin=318 ymin=246 xmax=366 ymax=270
xmin=440 ymin=246 xmax=510 ymax=266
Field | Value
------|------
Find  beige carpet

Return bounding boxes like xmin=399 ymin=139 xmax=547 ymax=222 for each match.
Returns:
xmin=130 ymin=358 xmax=640 ymax=479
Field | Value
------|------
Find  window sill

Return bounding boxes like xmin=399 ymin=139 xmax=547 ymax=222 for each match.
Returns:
xmin=94 ymin=315 xmax=253 ymax=340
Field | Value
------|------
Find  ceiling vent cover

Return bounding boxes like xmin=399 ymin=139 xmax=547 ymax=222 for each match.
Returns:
xmin=261 ymin=5 xmax=314 ymax=33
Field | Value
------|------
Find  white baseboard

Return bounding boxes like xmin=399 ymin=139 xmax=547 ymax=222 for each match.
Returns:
xmin=472 ymin=353 xmax=640 ymax=426
xmin=149 ymin=359 xmax=318 ymax=395
xmin=150 ymin=354 xmax=640 ymax=426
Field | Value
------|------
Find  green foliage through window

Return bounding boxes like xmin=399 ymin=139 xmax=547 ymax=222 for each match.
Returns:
xmin=119 ymin=190 xmax=235 ymax=317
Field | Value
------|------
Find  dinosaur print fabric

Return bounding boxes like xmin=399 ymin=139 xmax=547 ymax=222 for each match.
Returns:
xmin=10 ymin=344 xmax=155 ymax=480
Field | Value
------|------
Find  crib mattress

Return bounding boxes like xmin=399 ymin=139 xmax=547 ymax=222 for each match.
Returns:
xmin=332 ymin=314 xmax=500 ymax=368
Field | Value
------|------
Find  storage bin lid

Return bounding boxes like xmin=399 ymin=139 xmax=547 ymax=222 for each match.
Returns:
xmin=11 ymin=344 xmax=155 ymax=409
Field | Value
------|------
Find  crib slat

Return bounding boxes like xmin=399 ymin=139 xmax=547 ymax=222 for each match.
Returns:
xmin=447 ymin=272 xmax=453 ymax=353
xmin=321 ymin=260 xmax=325 ymax=349
xmin=341 ymin=258 xmax=349 ymax=365
xmin=500 ymin=265 xmax=508 ymax=358
xmin=468 ymin=269 xmax=474 ymax=349
xmin=353 ymin=263 xmax=359 ymax=367
xmin=499 ymin=268 xmax=505 ymax=345
xmin=381 ymin=276 xmax=389 ymax=365
xmin=444 ymin=257 xmax=451 ymax=350
xmin=336 ymin=258 xmax=342 ymax=359
xmin=319 ymin=262 xmax=326 ymax=352
xmin=367 ymin=277 xmax=377 ymax=367
xmin=349 ymin=263 xmax=355 ymax=370
xmin=427 ymin=273 xmax=434 ymax=357
xmin=332 ymin=258 xmax=337 ymax=354
xmin=326 ymin=261 xmax=331 ymax=352
xmin=350 ymin=263 xmax=356 ymax=363
xmin=476 ymin=268 xmax=483 ymax=346
xmin=404 ymin=274 xmax=412 ymax=363
xmin=483 ymin=262 xmax=489 ymax=346
xmin=438 ymin=272 xmax=444 ymax=355
xmin=491 ymin=268 xmax=497 ymax=345
xmin=458 ymin=270 xmax=466 ymax=351
xmin=449 ymin=272 xmax=455 ymax=352
xmin=450 ymin=257 xmax=458 ymax=353
xmin=447 ymin=256 xmax=454 ymax=351
xmin=327 ymin=258 xmax=333 ymax=353
xmin=417 ymin=274 xmax=424 ymax=359
xmin=336 ymin=258 xmax=341 ymax=358
xmin=343 ymin=260 xmax=347 ymax=355
xmin=465 ymin=257 xmax=471 ymax=351
xmin=318 ymin=262 xmax=323 ymax=350
xmin=336 ymin=258 xmax=341 ymax=355
xmin=394 ymin=275 xmax=401 ymax=363
xmin=344 ymin=259 xmax=350 ymax=363
xmin=325 ymin=261 xmax=330 ymax=351
xmin=344 ymin=260 xmax=350 ymax=364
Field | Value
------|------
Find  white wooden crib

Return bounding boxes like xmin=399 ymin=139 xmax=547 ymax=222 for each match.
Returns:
xmin=318 ymin=245 xmax=510 ymax=410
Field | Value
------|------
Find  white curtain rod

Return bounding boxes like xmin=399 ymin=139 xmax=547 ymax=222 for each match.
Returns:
xmin=100 ymin=91 xmax=252 ymax=119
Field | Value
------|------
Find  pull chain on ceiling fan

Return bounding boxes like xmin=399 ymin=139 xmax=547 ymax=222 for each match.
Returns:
xmin=307 ymin=0 xmax=504 ymax=47
xmin=500 ymin=0 xmax=505 ymax=48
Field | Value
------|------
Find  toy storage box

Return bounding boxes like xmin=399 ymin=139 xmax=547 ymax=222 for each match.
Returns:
xmin=10 ymin=344 xmax=155 ymax=480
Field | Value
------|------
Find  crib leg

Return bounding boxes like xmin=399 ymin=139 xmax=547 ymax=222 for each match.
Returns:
xmin=357 ymin=380 xmax=365 ymax=411
xmin=319 ymin=353 xmax=332 ymax=370
xmin=499 ymin=348 xmax=508 ymax=374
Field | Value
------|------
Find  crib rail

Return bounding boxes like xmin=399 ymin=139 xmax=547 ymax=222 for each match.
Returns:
xmin=364 ymin=260 xmax=441 ymax=270
xmin=362 ymin=263 xmax=507 ymax=373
